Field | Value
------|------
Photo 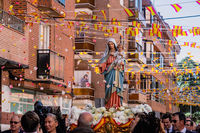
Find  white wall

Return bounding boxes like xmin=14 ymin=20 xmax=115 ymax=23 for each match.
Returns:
xmin=2 ymin=85 xmax=11 ymax=112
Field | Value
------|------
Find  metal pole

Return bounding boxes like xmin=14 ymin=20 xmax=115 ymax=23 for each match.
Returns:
xmin=190 ymin=90 xmax=192 ymax=114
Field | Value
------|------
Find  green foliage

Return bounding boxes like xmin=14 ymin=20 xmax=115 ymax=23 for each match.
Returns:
xmin=177 ymin=57 xmax=200 ymax=88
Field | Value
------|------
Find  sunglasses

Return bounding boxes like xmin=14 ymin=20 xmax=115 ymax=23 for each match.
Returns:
xmin=10 ymin=121 xmax=20 ymax=124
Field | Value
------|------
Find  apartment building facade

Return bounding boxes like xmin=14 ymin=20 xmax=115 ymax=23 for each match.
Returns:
xmin=74 ymin=0 xmax=180 ymax=115
xmin=0 ymin=0 xmax=74 ymax=130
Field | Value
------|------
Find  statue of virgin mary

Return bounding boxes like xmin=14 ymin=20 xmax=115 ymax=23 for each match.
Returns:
xmin=98 ymin=38 xmax=125 ymax=108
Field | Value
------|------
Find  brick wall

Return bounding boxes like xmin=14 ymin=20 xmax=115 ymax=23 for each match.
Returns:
xmin=0 ymin=26 xmax=28 ymax=65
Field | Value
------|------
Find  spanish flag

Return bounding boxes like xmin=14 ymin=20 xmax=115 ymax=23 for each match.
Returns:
xmin=191 ymin=42 xmax=196 ymax=48
xmin=146 ymin=6 xmax=157 ymax=16
xmin=124 ymin=8 xmax=134 ymax=17
xmin=113 ymin=26 xmax=118 ymax=33
xmin=182 ymin=31 xmax=188 ymax=36
xmin=196 ymin=0 xmax=200 ymax=5
xmin=94 ymin=24 xmax=98 ymax=30
xmin=101 ymin=10 xmax=106 ymax=21
xmin=171 ymin=4 xmax=182 ymax=12
xmin=79 ymin=11 xmax=88 ymax=15
xmin=132 ymin=21 xmax=141 ymax=28
xmin=168 ymin=40 xmax=172 ymax=47
xmin=92 ymin=15 xmax=97 ymax=20
xmin=157 ymin=30 xmax=162 ymax=38
xmin=184 ymin=42 xmax=189 ymax=46
xmin=149 ymin=29 xmax=154 ymax=36
xmin=111 ymin=18 xmax=117 ymax=25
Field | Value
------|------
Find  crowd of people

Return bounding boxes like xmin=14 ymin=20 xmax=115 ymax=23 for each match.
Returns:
xmin=1 ymin=103 xmax=200 ymax=133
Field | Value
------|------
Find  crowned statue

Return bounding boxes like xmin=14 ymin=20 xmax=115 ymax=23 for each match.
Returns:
xmin=98 ymin=38 xmax=126 ymax=108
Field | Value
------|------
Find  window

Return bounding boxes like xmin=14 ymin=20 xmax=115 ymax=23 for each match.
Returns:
xmin=120 ymin=30 xmax=125 ymax=45
xmin=62 ymin=98 xmax=72 ymax=114
xmin=57 ymin=0 xmax=65 ymax=6
xmin=39 ymin=24 xmax=50 ymax=50
xmin=10 ymin=89 xmax=34 ymax=114
xmin=160 ymin=54 xmax=164 ymax=68
xmin=144 ymin=42 xmax=147 ymax=57
xmin=50 ymin=51 xmax=65 ymax=80
xmin=37 ymin=50 xmax=65 ymax=80
xmin=129 ymin=0 xmax=134 ymax=8
xmin=140 ymin=74 xmax=146 ymax=90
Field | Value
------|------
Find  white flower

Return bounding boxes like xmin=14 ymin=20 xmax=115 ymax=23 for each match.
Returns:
xmin=99 ymin=107 xmax=106 ymax=113
xmin=124 ymin=109 xmax=131 ymax=114
xmin=119 ymin=106 xmax=125 ymax=111
xmin=104 ymin=111 xmax=111 ymax=117
xmin=131 ymin=108 xmax=137 ymax=114
xmin=119 ymin=115 xmax=127 ymax=124
xmin=109 ymin=107 xmax=115 ymax=113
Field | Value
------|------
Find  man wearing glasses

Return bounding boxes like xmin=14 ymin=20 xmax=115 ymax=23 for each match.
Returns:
xmin=172 ymin=112 xmax=193 ymax=133
xmin=2 ymin=115 xmax=23 ymax=133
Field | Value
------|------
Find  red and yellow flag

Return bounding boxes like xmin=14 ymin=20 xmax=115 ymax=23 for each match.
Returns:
xmin=79 ymin=11 xmax=88 ymax=15
xmin=196 ymin=0 xmax=200 ymax=5
xmin=132 ymin=21 xmax=141 ymax=28
xmin=184 ymin=42 xmax=189 ymax=46
xmin=171 ymin=4 xmax=182 ymax=12
xmin=113 ymin=26 xmax=118 ymax=33
xmin=168 ymin=40 xmax=172 ymax=47
xmin=94 ymin=24 xmax=98 ymax=30
xmin=191 ymin=42 xmax=196 ymax=48
xmin=111 ymin=18 xmax=117 ymax=25
xmin=182 ymin=31 xmax=188 ymax=36
xmin=101 ymin=10 xmax=107 ymax=21
xmin=124 ymin=8 xmax=134 ymax=17
xmin=92 ymin=15 xmax=97 ymax=20
xmin=146 ymin=6 xmax=157 ymax=16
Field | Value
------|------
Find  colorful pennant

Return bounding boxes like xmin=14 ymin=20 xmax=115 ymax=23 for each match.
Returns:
xmin=146 ymin=6 xmax=157 ymax=16
xmin=171 ymin=4 xmax=182 ymax=12
xmin=124 ymin=8 xmax=135 ymax=17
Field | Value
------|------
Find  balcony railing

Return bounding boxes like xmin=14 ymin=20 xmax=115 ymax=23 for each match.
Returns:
xmin=38 ymin=0 xmax=65 ymax=17
xmin=73 ymin=87 xmax=94 ymax=100
xmin=128 ymin=52 xmax=147 ymax=64
xmin=75 ymin=37 xmax=95 ymax=52
xmin=128 ymin=91 xmax=147 ymax=103
xmin=128 ymin=42 xmax=142 ymax=51
xmin=37 ymin=49 xmax=65 ymax=81
xmin=75 ymin=0 xmax=95 ymax=9
xmin=0 ymin=9 xmax=25 ymax=33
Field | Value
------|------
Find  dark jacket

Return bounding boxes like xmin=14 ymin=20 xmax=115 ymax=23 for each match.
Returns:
xmin=2 ymin=129 xmax=24 ymax=133
xmin=171 ymin=130 xmax=194 ymax=133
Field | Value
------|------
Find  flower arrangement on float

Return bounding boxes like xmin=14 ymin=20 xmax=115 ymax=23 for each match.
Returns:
xmin=69 ymin=104 xmax=152 ymax=132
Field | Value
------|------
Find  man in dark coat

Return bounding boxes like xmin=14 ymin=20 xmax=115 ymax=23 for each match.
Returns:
xmin=171 ymin=112 xmax=193 ymax=133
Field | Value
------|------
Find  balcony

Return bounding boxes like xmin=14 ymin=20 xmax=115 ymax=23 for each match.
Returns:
xmin=75 ymin=0 xmax=95 ymax=10
xmin=37 ymin=0 xmax=65 ymax=18
xmin=128 ymin=52 xmax=147 ymax=64
xmin=37 ymin=49 xmax=65 ymax=81
xmin=0 ymin=9 xmax=25 ymax=33
xmin=73 ymin=87 xmax=94 ymax=100
xmin=75 ymin=37 xmax=95 ymax=52
xmin=128 ymin=91 xmax=147 ymax=104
